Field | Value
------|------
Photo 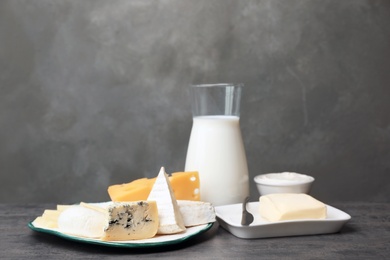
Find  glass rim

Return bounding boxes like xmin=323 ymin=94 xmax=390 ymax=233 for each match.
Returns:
xmin=190 ymin=83 xmax=244 ymax=88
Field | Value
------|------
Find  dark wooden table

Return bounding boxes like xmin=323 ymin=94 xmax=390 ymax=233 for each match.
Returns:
xmin=1 ymin=202 xmax=389 ymax=259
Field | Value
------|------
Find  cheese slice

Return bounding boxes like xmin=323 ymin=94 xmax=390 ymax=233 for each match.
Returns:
xmin=259 ymin=193 xmax=327 ymax=222
xmin=57 ymin=201 xmax=159 ymax=241
xmin=107 ymin=171 xmax=200 ymax=202
xmin=147 ymin=167 xmax=186 ymax=234
xmin=108 ymin=178 xmax=155 ymax=201
xmin=32 ymin=216 xmax=58 ymax=229
xmin=177 ymin=200 xmax=216 ymax=227
xmin=32 ymin=207 xmax=70 ymax=229
xmin=56 ymin=205 xmax=72 ymax=211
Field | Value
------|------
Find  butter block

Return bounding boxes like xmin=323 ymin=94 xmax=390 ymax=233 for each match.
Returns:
xmin=259 ymin=193 xmax=327 ymax=222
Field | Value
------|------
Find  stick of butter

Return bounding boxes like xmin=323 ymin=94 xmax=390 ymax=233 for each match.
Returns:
xmin=259 ymin=193 xmax=327 ymax=222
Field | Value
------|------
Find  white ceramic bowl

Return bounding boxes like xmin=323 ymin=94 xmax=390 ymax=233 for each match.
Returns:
xmin=254 ymin=172 xmax=315 ymax=196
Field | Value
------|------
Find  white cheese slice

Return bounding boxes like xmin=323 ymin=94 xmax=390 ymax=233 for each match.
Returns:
xmin=177 ymin=200 xmax=216 ymax=227
xmin=147 ymin=167 xmax=186 ymax=234
xmin=32 ymin=216 xmax=58 ymax=229
xmin=259 ymin=193 xmax=327 ymax=222
xmin=57 ymin=201 xmax=159 ymax=240
xmin=32 ymin=207 xmax=70 ymax=229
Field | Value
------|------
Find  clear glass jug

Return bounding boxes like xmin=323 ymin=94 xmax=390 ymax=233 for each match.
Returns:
xmin=185 ymin=83 xmax=249 ymax=206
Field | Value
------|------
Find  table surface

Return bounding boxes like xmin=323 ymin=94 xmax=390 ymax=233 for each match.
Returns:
xmin=1 ymin=202 xmax=389 ymax=259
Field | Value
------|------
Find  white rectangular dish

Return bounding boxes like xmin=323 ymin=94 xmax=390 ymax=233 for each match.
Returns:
xmin=215 ymin=202 xmax=351 ymax=239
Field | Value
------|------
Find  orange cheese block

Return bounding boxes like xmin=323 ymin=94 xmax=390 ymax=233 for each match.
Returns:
xmin=108 ymin=171 xmax=200 ymax=202
xmin=169 ymin=171 xmax=200 ymax=201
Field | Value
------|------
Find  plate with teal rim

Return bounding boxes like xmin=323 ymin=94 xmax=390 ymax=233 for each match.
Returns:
xmin=28 ymin=222 xmax=214 ymax=248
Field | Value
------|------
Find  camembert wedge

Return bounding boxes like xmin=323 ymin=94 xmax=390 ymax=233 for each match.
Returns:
xmin=177 ymin=200 xmax=216 ymax=227
xmin=147 ymin=167 xmax=186 ymax=234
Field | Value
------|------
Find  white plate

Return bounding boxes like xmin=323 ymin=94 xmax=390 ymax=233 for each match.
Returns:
xmin=215 ymin=202 xmax=351 ymax=239
xmin=28 ymin=222 xmax=213 ymax=248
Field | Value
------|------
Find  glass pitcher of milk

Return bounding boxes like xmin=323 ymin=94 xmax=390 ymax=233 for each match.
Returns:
xmin=185 ymin=83 xmax=249 ymax=206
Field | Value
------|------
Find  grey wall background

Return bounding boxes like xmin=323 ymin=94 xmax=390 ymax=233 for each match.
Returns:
xmin=1 ymin=0 xmax=389 ymax=204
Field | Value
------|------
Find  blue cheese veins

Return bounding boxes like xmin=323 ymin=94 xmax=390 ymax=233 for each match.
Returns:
xmin=103 ymin=201 xmax=159 ymax=241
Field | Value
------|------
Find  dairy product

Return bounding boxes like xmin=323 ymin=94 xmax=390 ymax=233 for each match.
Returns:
xmin=57 ymin=201 xmax=159 ymax=240
xmin=101 ymin=201 xmax=159 ymax=241
xmin=108 ymin=171 xmax=200 ymax=201
xmin=33 ymin=216 xmax=58 ymax=229
xmin=57 ymin=205 xmax=106 ymax=238
xmin=177 ymin=200 xmax=216 ymax=227
xmin=259 ymin=193 xmax=327 ymax=222
xmin=185 ymin=115 xmax=249 ymax=206
xmin=255 ymin=172 xmax=314 ymax=185
xmin=108 ymin=178 xmax=155 ymax=201
xmin=147 ymin=167 xmax=186 ymax=234
xmin=169 ymin=171 xmax=200 ymax=201
xmin=32 ymin=206 xmax=70 ymax=229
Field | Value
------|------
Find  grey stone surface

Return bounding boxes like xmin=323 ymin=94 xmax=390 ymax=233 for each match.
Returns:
xmin=2 ymin=202 xmax=390 ymax=258
xmin=0 ymin=0 xmax=389 ymax=203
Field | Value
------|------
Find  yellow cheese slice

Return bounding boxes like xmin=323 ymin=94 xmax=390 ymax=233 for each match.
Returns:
xmin=56 ymin=205 xmax=72 ymax=212
xmin=32 ymin=209 xmax=62 ymax=229
xmin=32 ymin=216 xmax=58 ymax=229
xmin=107 ymin=171 xmax=200 ymax=202
xmin=108 ymin=178 xmax=155 ymax=202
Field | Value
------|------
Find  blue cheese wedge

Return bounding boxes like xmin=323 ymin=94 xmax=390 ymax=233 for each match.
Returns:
xmin=57 ymin=201 xmax=159 ymax=241
xmin=147 ymin=167 xmax=186 ymax=234
xmin=177 ymin=200 xmax=216 ymax=227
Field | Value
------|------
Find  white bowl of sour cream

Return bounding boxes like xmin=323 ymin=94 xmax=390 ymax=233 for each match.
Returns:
xmin=254 ymin=172 xmax=315 ymax=196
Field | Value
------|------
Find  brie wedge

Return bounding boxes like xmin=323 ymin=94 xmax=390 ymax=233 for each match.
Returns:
xmin=147 ymin=167 xmax=186 ymax=234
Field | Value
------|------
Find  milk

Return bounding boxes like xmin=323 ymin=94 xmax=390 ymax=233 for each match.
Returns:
xmin=185 ymin=115 xmax=249 ymax=206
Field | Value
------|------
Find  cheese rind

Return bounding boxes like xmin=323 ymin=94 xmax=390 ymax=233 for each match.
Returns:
xmin=57 ymin=201 xmax=159 ymax=241
xmin=259 ymin=193 xmax=327 ymax=222
xmin=177 ymin=200 xmax=216 ymax=227
xmin=147 ymin=167 xmax=186 ymax=234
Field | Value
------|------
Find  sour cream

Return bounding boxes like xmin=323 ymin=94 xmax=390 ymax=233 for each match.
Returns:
xmin=254 ymin=172 xmax=315 ymax=195
xmin=256 ymin=172 xmax=314 ymax=185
